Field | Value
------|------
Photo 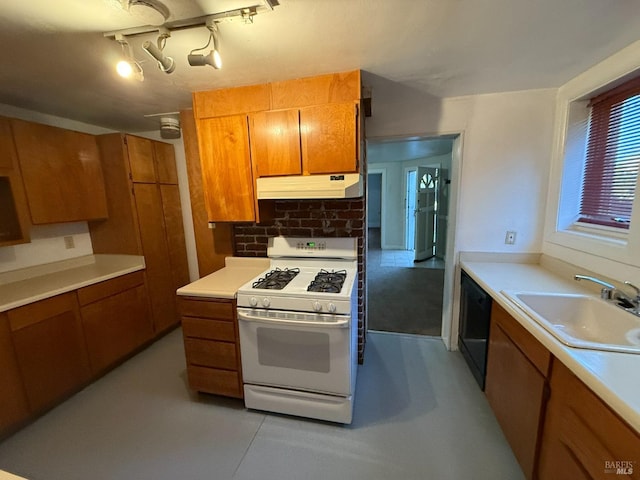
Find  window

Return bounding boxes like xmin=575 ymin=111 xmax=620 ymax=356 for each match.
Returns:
xmin=579 ymin=77 xmax=640 ymax=230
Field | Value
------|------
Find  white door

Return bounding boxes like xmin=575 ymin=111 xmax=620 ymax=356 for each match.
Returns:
xmin=414 ymin=167 xmax=437 ymax=262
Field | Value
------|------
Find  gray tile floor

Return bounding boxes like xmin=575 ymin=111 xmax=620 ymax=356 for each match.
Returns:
xmin=0 ymin=330 xmax=524 ymax=480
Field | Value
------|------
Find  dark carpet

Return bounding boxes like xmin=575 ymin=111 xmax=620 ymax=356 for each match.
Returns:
xmin=367 ymin=266 xmax=444 ymax=336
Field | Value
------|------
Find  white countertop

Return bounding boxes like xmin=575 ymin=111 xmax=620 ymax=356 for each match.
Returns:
xmin=0 ymin=254 xmax=145 ymax=312
xmin=177 ymin=257 xmax=270 ymax=299
xmin=0 ymin=470 xmax=27 ymax=480
xmin=460 ymin=259 xmax=640 ymax=434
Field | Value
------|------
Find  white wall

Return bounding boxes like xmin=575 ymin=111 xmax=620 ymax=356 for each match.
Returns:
xmin=364 ymin=78 xmax=556 ymax=255
xmin=363 ymin=74 xmax=557 ymax=348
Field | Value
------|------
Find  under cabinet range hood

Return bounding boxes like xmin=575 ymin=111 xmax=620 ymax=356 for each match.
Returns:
xmin=256 ymin=174 xmax=363 ymax=200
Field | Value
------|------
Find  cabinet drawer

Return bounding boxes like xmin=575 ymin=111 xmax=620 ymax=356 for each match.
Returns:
xmin=182 ymin=317 xmax=235 ymax=342
xmin=77 ymin=271 xmax=145 ymax=306
xmin=184 ymin=338 xmax=237 ymax=370
xmin=186 ymin=365 xmax=242 ymax=398
xmin=492 ymin=303 xmax=551 ymax=377
xmin=178 ymin=297 xmax=234 ymax=320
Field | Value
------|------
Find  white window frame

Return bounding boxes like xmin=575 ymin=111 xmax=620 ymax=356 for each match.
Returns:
xmin=543 ymin=40 xmax=640 ymax=271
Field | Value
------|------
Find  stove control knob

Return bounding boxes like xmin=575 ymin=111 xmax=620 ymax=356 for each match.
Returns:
xmin=262 ymin=298 xmax=271 ymax=308
xmin=328 ymin=303 xmax=337 ymax=313
xmin=313 ymin=301 xmax=323 ymax=312
xmin=250 ymin=297 xmax=258 ymax=307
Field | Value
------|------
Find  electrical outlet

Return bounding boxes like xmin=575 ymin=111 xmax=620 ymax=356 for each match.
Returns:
xmin=505 ymin=231 xmax=516 ymax=245
xmin=64 ymin=235 xmax=75 ymax=249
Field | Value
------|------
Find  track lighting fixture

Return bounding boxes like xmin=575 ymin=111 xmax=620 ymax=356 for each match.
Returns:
xmin=142 ymin=28 xmax=175 ymax=73
xmin=188 ymin=19 xmax=222 ymax=69
xmin=115 ymin=34 xmax=144 ymax=81
xmin=106 ymin=2 xmax=280 ymax=80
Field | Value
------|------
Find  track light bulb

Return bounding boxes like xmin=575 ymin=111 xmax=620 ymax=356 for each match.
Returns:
xmin=187 ymin=49 xmax=221 ymax=69
xmin=116 ymin=60 xmax=133 ymax=78
xmin=142 ymin=40 xmax=175 ymax=74
xmin=115 ymin=34 xmax=144 ymax=81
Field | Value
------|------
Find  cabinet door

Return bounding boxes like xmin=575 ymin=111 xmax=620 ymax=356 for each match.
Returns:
xmin=134 ymin=183 xmax=178 ymax=333
xmin=11 ymin=119 xmax=108 ymax=224
xmin=538 ymin=361 xmax=640 ymax=480
xmin=196 ymin=115 xmax=256 ymax=222
xmin=0 ymin=312 xmax=30 ymax=437
xmin=8 ymin=293 xmax=91 ymax=414
xmin=160 ymin=184 xmax=190 ymax=290
xmin=300 ymin=102 xmax=358 ymax=174
xmin=126 ymin=135 xmax=157 ymax=183
xmin=153 ymin=141 xmax=179 ymax=184
xmin=0 ymin=118 xmax=31 ymax=246
xmin=485 ymin=305 xmax=550 ymax=480
xmin=79 ymin=276 xmax=153 ymax=375
xmin=250 ymin=109 xmax=302 ymax=177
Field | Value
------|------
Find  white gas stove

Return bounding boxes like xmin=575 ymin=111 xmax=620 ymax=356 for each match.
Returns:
xmin=236 ymin=236 xmax=359 ymax=424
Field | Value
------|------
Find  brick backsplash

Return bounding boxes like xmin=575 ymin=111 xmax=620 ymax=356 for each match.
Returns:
xmin=233 ymin=198 xmax=368 ymax=363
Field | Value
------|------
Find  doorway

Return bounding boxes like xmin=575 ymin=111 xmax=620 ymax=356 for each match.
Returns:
xmin=366 ymin=135 xmax=455 ymax=337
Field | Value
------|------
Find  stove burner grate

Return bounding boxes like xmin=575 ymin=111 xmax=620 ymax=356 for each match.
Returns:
xmin=307 ymin=269 xmax=347 ymax=293
xmin=252 ymin=268 xmax=300 ymax=290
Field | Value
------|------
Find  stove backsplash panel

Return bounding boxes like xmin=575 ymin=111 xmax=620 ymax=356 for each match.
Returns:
xmin=233 ymin=198 xmax=367 ymax=363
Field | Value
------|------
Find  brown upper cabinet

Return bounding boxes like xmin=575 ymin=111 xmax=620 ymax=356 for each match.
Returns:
xmin=192 ymin=70 xmax=362 ymax=222
xmin=250 ymin=102 xmax=359 ymax=177
xmin=0 ymin=118 xmax=31 ymax=246
xmin=10 ymin=118 xmax=108 ymax=224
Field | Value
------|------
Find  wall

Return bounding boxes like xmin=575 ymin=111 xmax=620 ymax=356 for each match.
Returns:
xmin=363 ymin=72 xmax=557 ymax=347
xmin=0 ymin=104 xmax=113 ymax=273
xmin=367 ymin=174 xmax=381 ymax=228
xmin=370 ymin=152 xmax=453 ymax=250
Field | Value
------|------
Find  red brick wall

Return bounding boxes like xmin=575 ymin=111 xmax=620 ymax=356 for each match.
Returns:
xmin=233 ymin=198 xmax=367 ymax=363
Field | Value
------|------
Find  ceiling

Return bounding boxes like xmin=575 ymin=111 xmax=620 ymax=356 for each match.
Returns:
xmin=0 ymin=0 xmax=640 ymax=133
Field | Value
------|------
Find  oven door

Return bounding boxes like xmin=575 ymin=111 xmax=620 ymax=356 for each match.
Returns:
xmin=237 ymin=308 xmax=353 ymax=396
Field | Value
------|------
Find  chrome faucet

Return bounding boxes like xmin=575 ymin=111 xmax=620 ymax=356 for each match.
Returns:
xmin=574 ymin=274 xmax=616 ymax=299
xmin=574 ymin=274 xmax=640 ymax=314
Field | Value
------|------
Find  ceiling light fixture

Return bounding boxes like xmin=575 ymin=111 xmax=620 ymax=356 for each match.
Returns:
xmin=115 ymin=33 xmax=144 ymax=81
xmin=142 ymin=27 xmax=175 ymax=73
xmin=188 ymin=19 xmax=222 ymax=69
xmin=120 ymin=0 xmax=170 ymax=26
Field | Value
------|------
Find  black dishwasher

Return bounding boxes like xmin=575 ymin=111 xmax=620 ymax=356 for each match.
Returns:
xmin=458 ymin=270 xmax=492 ymax=390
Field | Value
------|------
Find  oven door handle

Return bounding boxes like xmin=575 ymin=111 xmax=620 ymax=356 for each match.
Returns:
xmin=237 ymin=311 xmax=349 ymax=329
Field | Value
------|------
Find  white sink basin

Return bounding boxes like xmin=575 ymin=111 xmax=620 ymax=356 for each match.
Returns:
xmin=501 ymin=291 xmax=640 ymax=354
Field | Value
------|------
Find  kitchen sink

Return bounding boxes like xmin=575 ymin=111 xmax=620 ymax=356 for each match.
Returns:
xmin=501 ymin=291 xmax=640 ymax=354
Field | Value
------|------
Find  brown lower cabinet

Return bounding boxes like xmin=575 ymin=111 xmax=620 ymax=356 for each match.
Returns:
xmin=8 ymin=293 xmax=92 ymax=415
xmin=485 ymin=303 xmax=552 ymax=480
xmin=1 ymin=271 xmax=157 ymax=439
xmin=179 ymin=296 xmax=243 ymax=398
xmin=486 ymin=303 xmax=640 ymax=480
xmin=0 ymin=312 xmax=30 ymax=437
xmin=78 ymin=271 xmax=153 ymax=375
xmin=537 ymin=362 xmax=640 ymax=480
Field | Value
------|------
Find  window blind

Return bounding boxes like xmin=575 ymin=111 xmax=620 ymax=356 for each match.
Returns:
xmin=580 ymin=77 xmax=640 ymax=229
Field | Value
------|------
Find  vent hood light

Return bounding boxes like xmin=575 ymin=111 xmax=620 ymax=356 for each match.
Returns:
xmin=256 ymin=174 xmax=363 ymax=200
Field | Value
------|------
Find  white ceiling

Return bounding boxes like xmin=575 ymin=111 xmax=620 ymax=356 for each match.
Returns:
xmin=0 ymin=0 xmax=639 ymax=132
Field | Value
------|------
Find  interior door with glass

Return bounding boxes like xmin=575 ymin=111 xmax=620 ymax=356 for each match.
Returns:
xmin=414 ymin=166 xmax=437 ymax=262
